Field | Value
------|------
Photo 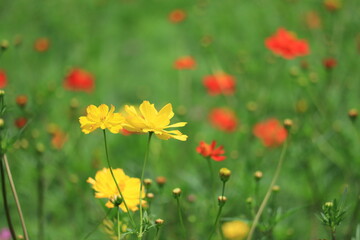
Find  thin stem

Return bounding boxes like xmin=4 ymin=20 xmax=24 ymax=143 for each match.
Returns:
xmin=117 ymin=207 xmax=121 ymax=240
xmin=208 ymin=204 xmax=224 ymax=240
xmin=154 ymin=228 xmax=160 ymax=240
xmin=3 ymin=155 xmax=29 ymax=240
xmin=246 ymin=140 xmax=289 ymax=240
xmin=207 ymin=159 xmax=215 ymax=206
xmin=176 ymin=197 xmax=186 ymax=239
xmin=102 ymin=130 xmax=136 ymax=228
xmin=331 ymin=230 xmax=336 ymax=240
xmin=221 ymin=181 xmax=226 ymax=197
xmin=0 ymin=157 xmax=17 ymax=240
xmin=37 ymin=155 xmax=45 ymax=240
xmin=138 ymin=132 xmax=153 ymax=239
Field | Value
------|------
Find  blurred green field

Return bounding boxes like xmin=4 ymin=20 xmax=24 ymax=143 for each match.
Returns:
xmin=1 ymin=0 xmax=360 ymax=239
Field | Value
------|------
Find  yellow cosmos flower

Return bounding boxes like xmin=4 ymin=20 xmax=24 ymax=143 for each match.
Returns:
xmin=79 ymin=104 xmax=124 ymax=134
xmin=123 ymin=101 xmax=188 ymax=141
xmin=87 ymin=168 xmax=145 ymax=212
xmin=222 ymin=220 xmax=250 ymax=240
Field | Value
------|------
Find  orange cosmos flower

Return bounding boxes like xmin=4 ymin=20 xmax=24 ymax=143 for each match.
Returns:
xmin=323 ymin=58 xmax=337 ymax=70
xmin=196 ymin=140 xmax=226 ymax=161
xmin=0 ymin=70 xmax=7 ymax=88
xmin=64 ymin=68 xmax=95 ymax=93
xmin=265 ymin=28 xmax=310 ymax=59
xmin=34 ymin=38 xmax=50 ymax=52
xmin=253 ymin=118 xmax=287 ymax=147
xmin=174 ymin=56 xmax=196 ymax=70
xmin=209 ymin=108 xmax=238 ymax=132
xmin=203 ymin=72 xmax=236 ymax=95
xmin=169 ymin=9 xmax=186 ymax=23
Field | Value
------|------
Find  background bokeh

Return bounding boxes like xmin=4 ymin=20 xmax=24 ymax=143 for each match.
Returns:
xmin=1 ymin=0 xmax=360 ymax=239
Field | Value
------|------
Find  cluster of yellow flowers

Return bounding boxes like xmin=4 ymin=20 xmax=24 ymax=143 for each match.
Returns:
xmin=80 ymin=101 xmax=188 ymax=211
xmin=79 ymin=100 xmax=188 ymax=141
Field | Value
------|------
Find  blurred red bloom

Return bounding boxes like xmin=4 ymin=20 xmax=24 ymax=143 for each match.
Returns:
xmin=209 ymin=108 xmax=238 ymax=132
xmin=15 ymin=117 xmax=27 ymax=129
xmin=64 ymin=68 xmax=95 ymax=93
xmin=323 ymin=58 xmax=337 ymax=69
xmin=196 ymin=140 xmax=226 ymax=161
xmin=34 ymin=38 xmax=50 ymax=52
xmin=265 ymin=28 xmax=310 ymax=59
xmin=0 ymin=70 xmax=7 ymax=88
xmin=169 ymin=9 xmax=186 ymax=23
xmin=203 ymin=73 xmax=236 ymax=95
xmin=253 ymin=118 xmax=287 ymax=147
xmin=174 ymin=56 xmax=196 ymax=70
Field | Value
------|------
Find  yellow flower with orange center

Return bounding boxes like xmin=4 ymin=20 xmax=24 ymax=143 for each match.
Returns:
xmin=79 ymin=104 xmax=124 ymax=134
xmin=123 ymin=101 xmax=188 ymax=141
xmin=222 ymin=220 xmax=250 ymax=240
xmin=87 ymin=168 xmax=145 ymax=212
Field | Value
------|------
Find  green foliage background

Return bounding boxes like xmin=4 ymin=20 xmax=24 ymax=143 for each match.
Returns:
xmin=0 ymin=0 xmax=360 ymax=239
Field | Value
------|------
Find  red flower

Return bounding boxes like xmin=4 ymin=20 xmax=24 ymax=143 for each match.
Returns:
xmin=64 ymin=68 xmax=95 ymax=93
xmin=253 ymin=118 xmax=287 ymax=147
xmin=323 ymin=58 xmax=337 ymax=69
xmin=265 ymin=28 xmax=310 ymax=59
xmin=0 ymin=70 xmax=7 ymax=88
xmin=15 ymin=117 xmax=27 ymax=129
xmin=209 ymin=108 xmax=238 ymax=132
xmin=196 ymin=140 xmax=226 ymax=161
xmin=34 ymin=38 xmax=50 ymax=52
xmin=174 ymin=56 xmax=196 ymax=70
xmin=169 ymin=9 xmax=186 ymax=23
xmin=203 ymin=73 xmax=236 ymax=95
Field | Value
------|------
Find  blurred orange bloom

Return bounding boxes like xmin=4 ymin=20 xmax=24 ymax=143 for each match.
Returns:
xmin=51 ymin=129 xmax=68 ymax=149
xmin=203 ymin=73 xmax=236 ymax=95
xmin=196 ymin=140 xmax=226 ymax=161
xmin=0 ymin=70 xmax=7 ymax=88
xmin=16 ymin=95 xmax=28 ymax=108
xmin=323 ymin=58 xmax=337 ymax=69
xmin=209 ymin=108 xmax=238 ymax=132
xmin=174 ymin=56 xmax=196 ymax=70
xmin=253 ymin=118 xmax=287 ymax=147
xmin=324 ymin=0 xmax=341 ymax=11
xmin=265 ymin=28 xmax=310 ymax=59
xmin=169 ymin=9 xmax=186 ymax=23
xmin=305 ymin=11 xmax=321 ymax=29
xmin=34 ymin=38 xmax=50 ymax=52
xmin=64 ymin=68 xmax=95 ymax=93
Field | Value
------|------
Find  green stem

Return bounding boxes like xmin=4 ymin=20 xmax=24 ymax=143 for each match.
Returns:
xmin=37 ymin=155 xmax=44 ymax=240
xmin=207 ymin=158 xmax=215 ymax=205
xmin=102 ymin=130 xmax=136 ymax=229
xmin=154 ymin=228 xmax=160 ymax=240
xmin=246 ymin=139 xmax=289 ymax=240
xmin=176 ymin=197 xmax=186 ymax=239
xmin=208 ymin=204 xmax=224 ymax=240
xmin=83 ymin=209 xmax=112 ymax=240
xmin=117 ymin=207 xmax=121 ymax=240
xmin=0 ymin=157 xmax=17 ymax=240
xmin=138 ymin=132 xmax=153 ymax=239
